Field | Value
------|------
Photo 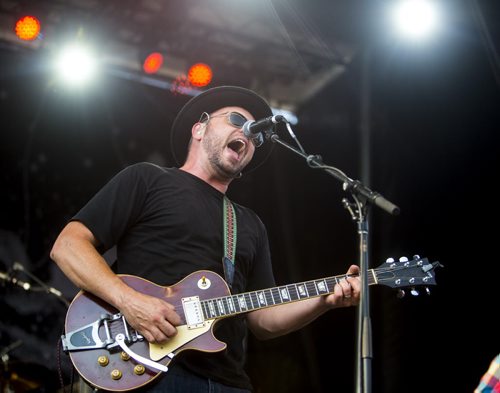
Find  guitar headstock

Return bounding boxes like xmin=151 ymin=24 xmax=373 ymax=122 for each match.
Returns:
xmin=373 ymin=255 xmax=442 ymax=296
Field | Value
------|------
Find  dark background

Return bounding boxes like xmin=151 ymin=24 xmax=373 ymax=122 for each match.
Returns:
xmin=1 ymin=1 xmax=499 ymax=392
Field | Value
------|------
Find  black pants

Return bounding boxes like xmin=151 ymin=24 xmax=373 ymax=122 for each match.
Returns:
xmin=142 ymin=364 xmax=251 ymax=393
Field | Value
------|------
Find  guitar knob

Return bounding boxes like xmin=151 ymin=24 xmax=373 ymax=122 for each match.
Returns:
xmin=110 ymin=369 xmax=122 ymax=380
xmin=410 ymin=288 xmax=419 ymax=296
xmin=120 ymin=351 xmax=130 ymax=361
xmin=397 ymin=289 xmax=405 ymax=299
xmin=399 ymin=256 xmax=409 ymax=262
xmin=134 ymin=365 xmax=146 ymax=375
xmin=97 ymin=355 xmax=109 ymax=367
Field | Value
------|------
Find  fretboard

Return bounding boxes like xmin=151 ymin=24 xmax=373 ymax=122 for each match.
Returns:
xmin=200 ymin=270 xmax=376 ymax=320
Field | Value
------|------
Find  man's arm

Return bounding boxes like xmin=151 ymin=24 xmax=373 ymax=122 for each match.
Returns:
xmin=50 ymin=221 xmax=180 ymax=343
xmin=246 ymin=265 xmax=360 ymax=340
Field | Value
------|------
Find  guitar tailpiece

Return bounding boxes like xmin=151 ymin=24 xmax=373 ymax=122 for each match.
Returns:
xmin=62 ymin=312 xmax=144 ymax=352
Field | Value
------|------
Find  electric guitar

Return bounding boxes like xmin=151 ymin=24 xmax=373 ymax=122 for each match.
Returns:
xmin=62 ymin=255 xmax=440 ymax=391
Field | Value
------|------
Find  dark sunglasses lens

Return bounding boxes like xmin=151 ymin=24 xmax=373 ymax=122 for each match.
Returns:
xmin=229 ymin=113 xmax=247 ymax=127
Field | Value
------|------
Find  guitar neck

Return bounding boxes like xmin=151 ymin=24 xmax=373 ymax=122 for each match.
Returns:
xmin=200 ymin=270 xmax=376 ymax=320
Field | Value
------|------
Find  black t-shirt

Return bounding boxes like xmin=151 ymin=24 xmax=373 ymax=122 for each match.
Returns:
xmin=72 ymin=163 xmax=275 ymax=389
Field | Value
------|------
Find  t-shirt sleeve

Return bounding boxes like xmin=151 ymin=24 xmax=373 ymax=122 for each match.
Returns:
xmin=72 ymin=163 xmax=150 ymax=251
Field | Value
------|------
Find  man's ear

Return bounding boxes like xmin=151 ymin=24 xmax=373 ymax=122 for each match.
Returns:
xmin=192 ymin=123 xmax=205 ymax=140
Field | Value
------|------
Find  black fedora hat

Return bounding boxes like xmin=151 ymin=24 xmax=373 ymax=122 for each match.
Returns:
xmin=170 ymin=85 xmax=274 ymax=172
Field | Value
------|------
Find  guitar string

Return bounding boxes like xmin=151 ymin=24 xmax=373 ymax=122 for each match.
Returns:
xmin=166 ymin=263 xmax=433 ymax=317
xmin=178 ymin=262 xmax=431 ymax=306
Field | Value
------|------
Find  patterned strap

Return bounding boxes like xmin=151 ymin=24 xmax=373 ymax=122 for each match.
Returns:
xmin=223 ymin=196 xmax=237 ymax=289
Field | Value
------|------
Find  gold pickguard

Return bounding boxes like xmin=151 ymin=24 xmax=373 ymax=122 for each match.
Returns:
xmin=148 ymin=320 xmax=214 ymax=361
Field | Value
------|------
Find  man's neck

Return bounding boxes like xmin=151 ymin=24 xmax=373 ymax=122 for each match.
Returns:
xmin=179 ymin=164 xmax=231 ymax=194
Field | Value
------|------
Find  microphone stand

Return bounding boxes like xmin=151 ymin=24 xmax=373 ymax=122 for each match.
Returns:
xmin=264 ymin=126 xmax=399 ymax=393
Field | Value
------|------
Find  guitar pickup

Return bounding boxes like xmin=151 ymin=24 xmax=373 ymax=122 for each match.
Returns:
xmin=182 ymin=296 xmax=205 ymax=329
xmin=62 ymin=312 xmax=142 ymax=352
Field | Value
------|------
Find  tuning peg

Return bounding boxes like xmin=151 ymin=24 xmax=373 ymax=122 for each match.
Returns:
xmin=413 ymin=254 xmax=421 ymax=260
xmin=385 ymin=257 xmax=395 ymax=263
xmin=425 ymin=287 xmax=431 ymax=295
xmin=397 ymin=289 xmax=405 ymax=299
xmin=410 ymin=288 xmax=419 ymax=296
xmin=399 ymin=256 xmax=409 ymax=262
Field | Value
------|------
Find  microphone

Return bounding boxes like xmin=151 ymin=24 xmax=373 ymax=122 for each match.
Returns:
xmin=0 ymin=270 xmax=31 ymax=290
xmin=243 ymin=115 xmax=286 ymax=138
xmin=9 ymin=261 xmax=66 ymax=300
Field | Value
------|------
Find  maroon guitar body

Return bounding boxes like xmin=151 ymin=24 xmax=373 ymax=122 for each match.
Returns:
xmin=64 ymin=271 xmax=230 ymax=391
xmin=62 ymin=257 xmax=440 ymax=391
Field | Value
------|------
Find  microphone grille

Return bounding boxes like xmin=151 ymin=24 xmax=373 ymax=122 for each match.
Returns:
xmin=242 ymin=120 xmax=255 ymax=138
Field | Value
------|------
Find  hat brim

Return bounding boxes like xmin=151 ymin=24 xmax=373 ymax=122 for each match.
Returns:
xmin=170 ymin=86 xmax=274 ymax=172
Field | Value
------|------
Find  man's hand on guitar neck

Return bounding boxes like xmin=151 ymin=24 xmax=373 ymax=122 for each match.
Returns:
xmin=117 ymin=288 xmax=182 ymax=344
xmin=321 ymin=264 xmax=360 ymax=309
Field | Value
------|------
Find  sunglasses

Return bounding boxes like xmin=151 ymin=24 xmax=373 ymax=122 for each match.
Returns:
xmin=199 ymin=111 xmax=264 ymax=147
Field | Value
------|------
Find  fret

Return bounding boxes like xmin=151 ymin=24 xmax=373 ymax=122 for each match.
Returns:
xmin=201 ymin=301 xmax=210 ymax=319
xmin=326 ymin=277 xmax=336 ymax=292
xmin=316 ymin=279 xmax=328 ymax=294
xmin=223 ymin=298 xmax=231 ymax=314
xmin=271 ymin=288 xmax=282 ymax=304
xmin=232 ymin=295 xmax=241 ymax=313
xmin=312 ymin=280 xmax=319 ymax=295
xmin=237 ymin=294 xmax=247 ymax=310
xmin=221 ymin=298 xmax=230 ymax=315
xmin=212 ymin=300 xmax=222 ymax=317
xmin=265 ymin=289 xmax=275 ymax=305
xmin=245 ymin=293 xmax=254 ymax=310
xmin=208 ymin=300 xmax=217 ymax=317
xmin=226 ymin=296 xmax=235 ymax=313
xmin=279 ymin=286 xmax=290 ymax=302
xmin=296 ymin=283 xmax=308 ymax=298
xmin=213 ymin=299 xmax=220 ymax=315
xmin=288 ymin=285 xmax=299 ymax=301
xmin=306 ymin=281 xmax=318 ymax=297
xmin=215 ymin=299 xmax=223 ymax=315
xmin=257 ymin=291 xmax=267 ymax=307
xmin=249 ymin=292 xmax=259 ymax=309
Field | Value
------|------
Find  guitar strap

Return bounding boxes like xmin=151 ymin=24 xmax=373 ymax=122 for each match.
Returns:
xmin=223 ymin=196 xmax=237 ymax=290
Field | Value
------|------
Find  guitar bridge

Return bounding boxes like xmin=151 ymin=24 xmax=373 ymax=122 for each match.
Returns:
xmin=61 ymin=312 xmax=142 ymax=352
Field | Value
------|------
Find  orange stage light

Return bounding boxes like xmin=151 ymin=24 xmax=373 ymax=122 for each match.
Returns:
xmin=188 ymin=63 xmax=213 ymax=87
xmin=143 ymin=52 xmax=163 ymax=74
xmin=15 ymin=16 xmax=41 ymax=41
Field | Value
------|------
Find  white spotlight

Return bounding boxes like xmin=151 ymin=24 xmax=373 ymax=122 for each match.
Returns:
xmin=55 ymin=45 xmax=97 ymax=86
xmin=392 ymin=0 xmax=439 ymax=41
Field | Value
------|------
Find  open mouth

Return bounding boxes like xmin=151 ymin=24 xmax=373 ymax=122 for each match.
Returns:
xmin=227 ymin=139 xmax=246 ymax=155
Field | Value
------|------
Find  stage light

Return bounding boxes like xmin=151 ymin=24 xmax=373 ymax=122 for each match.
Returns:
xmin=54 ymin=45 xmax=97 ymax=86
xmin=188 ymin=63 xmax=213 ymax=87
xmin=143 ymin=52 xmax=163 ymax=74
xmin=15 ymin=15 xmax=41 ymax=41
xmin=392 ymin=0 xmax=439 ymax=41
